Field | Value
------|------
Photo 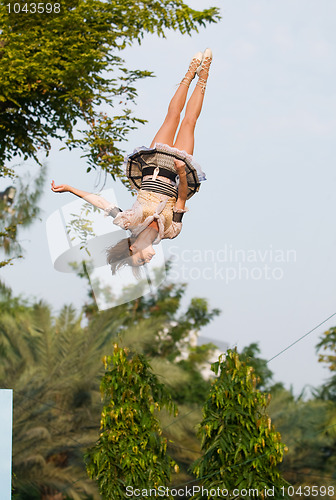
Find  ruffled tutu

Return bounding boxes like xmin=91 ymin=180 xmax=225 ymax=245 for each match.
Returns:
xmin=123 ymin=142 xmax=206 ymax=200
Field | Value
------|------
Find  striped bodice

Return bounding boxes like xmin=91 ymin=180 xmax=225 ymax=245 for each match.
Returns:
xmin=141 ymin=178 xmax=178 ymax=199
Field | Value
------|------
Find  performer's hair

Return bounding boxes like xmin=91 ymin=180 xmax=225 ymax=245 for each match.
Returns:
xmin=106 ymin=237 xmax=142 ymax=279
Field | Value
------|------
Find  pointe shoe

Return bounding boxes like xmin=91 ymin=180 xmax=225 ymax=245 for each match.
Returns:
xmin=180 ymin=51 xmax=203 ymax=88
xmin=196 ymin=48 xmax=213 ymax=93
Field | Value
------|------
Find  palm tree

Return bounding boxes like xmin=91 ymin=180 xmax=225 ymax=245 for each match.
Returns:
xmin=1 ymin=273 xmax=221 ymax=497
xmin=1 ymin=298 xmax=103 ymax=498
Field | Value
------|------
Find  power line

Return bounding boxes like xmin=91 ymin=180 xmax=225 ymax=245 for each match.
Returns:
xmin=5 ymin=307 xmax=336 ymax=430
xmin=165 ymin=310 xmax=336 ymax=430
xmin=168 ymin=442 xmax=202 ymax=455
xmin=5 ymin=305 xmax=336 ymax=497
xmin=163 ymin=408 xmax=201 ymax=430
xmin=267 ymin=312 xmax=336 ymax=363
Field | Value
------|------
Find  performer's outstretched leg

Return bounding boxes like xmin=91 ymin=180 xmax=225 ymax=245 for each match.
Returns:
xmin=173 ymin=48 xmax=212 ymax=155
xmin=150 ymin=52 xmax=203 ymax=148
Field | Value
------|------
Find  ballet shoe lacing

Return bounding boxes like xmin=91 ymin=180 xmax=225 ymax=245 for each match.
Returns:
xmin=196 ymin=49 xmax=212 ymax=94
xmin=180 ymin=53 xmax=203 ymax=88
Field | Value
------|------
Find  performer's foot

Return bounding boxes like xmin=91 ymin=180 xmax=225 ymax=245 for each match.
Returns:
xmin=180 ymin=51 xmax=203 ymax=88
xmin=196 ymin=48 xmax=213 ymax=94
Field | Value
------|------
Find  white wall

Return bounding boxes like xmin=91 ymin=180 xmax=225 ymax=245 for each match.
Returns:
xmin=0 ymin=390 xmax=13 ymax=500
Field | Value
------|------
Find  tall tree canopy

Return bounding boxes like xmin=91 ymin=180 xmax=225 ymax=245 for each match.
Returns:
xmin=0 ymin=0 xmax=220 ymax=177
xmin=192 ymin=350 xmax=289 ymax=499
xmin=85 ymin=346 xmax=178 ymax=498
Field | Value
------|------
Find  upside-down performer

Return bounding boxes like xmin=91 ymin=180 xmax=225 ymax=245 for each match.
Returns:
xmin=51 ymin=48 xmax=212 ymax=275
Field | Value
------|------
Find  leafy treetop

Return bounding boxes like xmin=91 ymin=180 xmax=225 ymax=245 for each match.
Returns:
xmin=192 ymin=349 xmax=289 ymax=499
xmin=0 ymin=0 xmax=220 ymax=176
xmin=85 ymin=345 xmax=178 ymax=499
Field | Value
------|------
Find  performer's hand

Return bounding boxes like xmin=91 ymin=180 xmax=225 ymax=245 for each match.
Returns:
xmin=173 ymin=159 xmax=186 ymax=176
xmin=51 ymin=180 xmax=70 ymax=193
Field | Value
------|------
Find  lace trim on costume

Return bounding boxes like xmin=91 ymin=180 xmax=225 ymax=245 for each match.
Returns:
xmin=123 ymin=143 xmax=206 ymax=182
xmin=173 ymin=207 xmax=189 ymax=213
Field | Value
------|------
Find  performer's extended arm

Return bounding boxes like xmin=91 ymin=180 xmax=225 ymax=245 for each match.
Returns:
xmin=51 ymin=180 xmax=118 ymax=212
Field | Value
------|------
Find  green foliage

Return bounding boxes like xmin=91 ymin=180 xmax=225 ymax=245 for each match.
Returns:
xmin=1 ymin=270 xmax=220 ymax=496
xmin=79 ymin=271 xmax=220 ymax=484
xmin=0 ymin=0 xmax=220 ymax=173
xmin=3 ymin=265 xmax=336 ymax=498
xmin=85 ymin=345 xmax=178 ymax=498
xmin=192 ymin=349 xmax=289 ymax=499
xmin=0 ymin=166 xmax=45 ymax=267
xmin=269 ymin=388 xmax=336 ymax=497
xmin=0 ymin=1 xmax=220 ymax=271
xmin=239 ymin=342 xmax=274 ymax=391
xmin=317 ymin=327 xmax=336 ymax=372
xmin=0 ymin=300 xmax=103 ymax=498
xmin=316 ymin=327 xmax=336 ymax=401
xmin=66 ymin=203 xmax=99 ymax=254
xmin=137 ymin=289 xmax=220 ymax=362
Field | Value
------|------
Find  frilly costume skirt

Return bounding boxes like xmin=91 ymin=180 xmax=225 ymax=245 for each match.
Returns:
xmin=123 ymin=143 xmax=206 ymax=200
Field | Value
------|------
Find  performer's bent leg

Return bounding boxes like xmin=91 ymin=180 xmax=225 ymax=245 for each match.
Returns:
xmin=150 ymin=53 xmax=203 ymax=148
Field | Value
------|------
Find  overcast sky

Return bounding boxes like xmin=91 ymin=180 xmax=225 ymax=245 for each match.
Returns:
xmin=2 ymin=0 xmax=336 ymax=403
